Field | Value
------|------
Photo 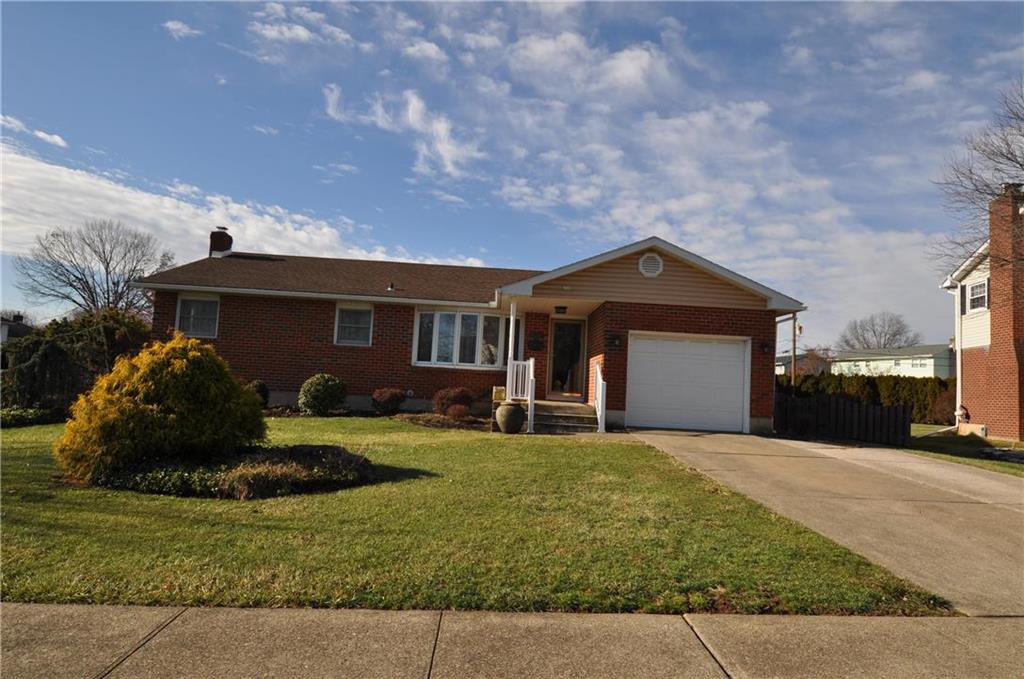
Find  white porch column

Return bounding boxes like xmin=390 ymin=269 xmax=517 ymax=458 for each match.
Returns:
xmin=505 ymin=298 xmax=517 ymax=394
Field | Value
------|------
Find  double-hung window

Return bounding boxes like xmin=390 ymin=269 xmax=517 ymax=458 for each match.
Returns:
xmin=415 ymin=310 xmax=521 ymax=368
xmin=968 ymin=281 xmax=988 ymax=312
xmin=335 ymin=305 xmax=373 ymax=346
xmin=177 ymin=297 xmax=219 ymax=338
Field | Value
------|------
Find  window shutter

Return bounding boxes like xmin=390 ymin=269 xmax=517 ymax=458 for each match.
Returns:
xmin=960 ymin=284 xmax=966 ymax=316
xmin=986 ymin=277 xmax=991 ymax=308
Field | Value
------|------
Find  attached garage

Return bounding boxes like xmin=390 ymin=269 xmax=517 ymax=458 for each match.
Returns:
xmin=625 ymin=332 xmax=750 ymax=432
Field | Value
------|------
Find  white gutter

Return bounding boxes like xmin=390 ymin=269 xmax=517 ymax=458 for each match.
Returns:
xmin=130 ymin=281 xmax=498 ymax=308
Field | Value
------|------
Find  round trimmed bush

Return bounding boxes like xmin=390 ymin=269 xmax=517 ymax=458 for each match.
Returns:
xmin=298 ymin=373 xmax=348 ymax=415
xmin=432 ymin=387 xmax=473 ymax=415
xmin=372 ymin=387 xmax=406 ymax=415
xmin=53 ymin=333 xmax=266 ymax=482
xmin=445 ymin=404 xmax=471 ymax=420
xmin=248 ymin=379 xmax=270 ymax=407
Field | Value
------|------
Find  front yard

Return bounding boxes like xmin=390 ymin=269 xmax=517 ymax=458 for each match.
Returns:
xmin=908 ymin=424 xmax=1024 ymax=478
xmin=1 ymin=418 xmax=950 ymax=615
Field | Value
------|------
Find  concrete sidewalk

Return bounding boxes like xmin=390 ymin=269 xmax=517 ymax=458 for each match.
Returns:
xmin=2 ymin=603 xmax=1022 ymax=678
xmin=633 ymin=431 xmax=1024 ymax=616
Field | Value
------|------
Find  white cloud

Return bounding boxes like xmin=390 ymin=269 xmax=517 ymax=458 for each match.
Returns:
xmin=290 ymin=5 xmax=327 ymax=25
xmin=976 ymin=44 xmax=1024 ymax=68
xmin=462 ymin=32 xmax=502 ymax=50
xmin=403 ymin=39 xmax=449 ymax=64
xmin=248 ymin=22 xmax=318 ymax=44
xmin=0 ymin=148 xmax=483 ymax=267
xmin=2 ymin=115 xmax=68 ymax=148
xmin=430 ymin=189 xmax=468 ymax=207
xmin=162 ymin=20 xmax=203 ymax=40
xmin=867 ymin=28 xmax=924 ymax=58
xmin=881 ymin=69 xmax=949 ymax=96
xmin=313 ymin=162 xmax=359 ymax=183
xmin=322 ymin=83 xmax=348 ymax=122
xmin=250 ymin=125 xmax=279 ymax=136
xmin=254 ymin=3 xmax=287 ymax=20
xmin=508 ymin=32 xmax=674 ymax=103
xmin=32 ymin=131 xmax=68 ymax=148
xmin=1 ymin=115 xmax=28 ymax=134
xmin=215 ymin=74 xmax=228 ymax=86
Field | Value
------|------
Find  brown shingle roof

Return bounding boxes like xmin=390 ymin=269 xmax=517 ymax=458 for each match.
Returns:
xmin=136 ymin=252 xmax=543 ymax=304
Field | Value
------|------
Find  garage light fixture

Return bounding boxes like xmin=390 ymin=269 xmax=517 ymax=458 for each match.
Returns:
xmin=554 ymin=306 xmax=568 ymax=314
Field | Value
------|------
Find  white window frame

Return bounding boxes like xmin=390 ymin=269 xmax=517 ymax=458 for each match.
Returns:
xmin=412 ymin=307 xmax=523 ymax=371
xmin=175 ymin=294 xmax=220 ymax=339
xmin=967 ymin=280 xmax=988 ymax=313
xmin=334 ymin=303 xmax=373 ymax=347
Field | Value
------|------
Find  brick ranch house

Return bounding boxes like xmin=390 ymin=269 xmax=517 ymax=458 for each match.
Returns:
xmin=136 ymin=233 xmax=804 ymax=434
xmin=942 ymin=183 xmax=1024 ymax=441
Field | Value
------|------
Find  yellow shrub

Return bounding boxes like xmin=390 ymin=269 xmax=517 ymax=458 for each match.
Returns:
xmin=54 ymin=333 xmax=266 ymax=482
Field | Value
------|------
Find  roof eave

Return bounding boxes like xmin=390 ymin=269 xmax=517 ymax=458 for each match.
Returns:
xmin=131 ymin=281 xmax=498 ymax=308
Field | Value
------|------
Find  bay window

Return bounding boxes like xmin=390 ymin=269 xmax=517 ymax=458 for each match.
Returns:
xmin=414 ymin=309 xmax=522 ymax=368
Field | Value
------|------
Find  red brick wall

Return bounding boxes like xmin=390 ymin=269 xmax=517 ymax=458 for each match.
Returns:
xmin=960 ymin=189 xmax=1024 ymax=440
xmin=584 ymin=302 xmax=777 ymax=417
xmin=151 ymin=291 xmax=507 ymax=400
xmin=152 ymin=292 xmax=778 ymax=419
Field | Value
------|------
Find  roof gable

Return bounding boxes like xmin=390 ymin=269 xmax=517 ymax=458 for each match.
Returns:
xmin=499 ymin=237 xmax=804 ymax=312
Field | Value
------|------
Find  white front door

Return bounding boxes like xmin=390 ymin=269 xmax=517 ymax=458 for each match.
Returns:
xmin=625 ymin=333 xmax=749 ymax=432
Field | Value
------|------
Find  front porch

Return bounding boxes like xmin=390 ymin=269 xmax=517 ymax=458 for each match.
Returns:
xmin=499 ymin=295 xmax=608 ymax=434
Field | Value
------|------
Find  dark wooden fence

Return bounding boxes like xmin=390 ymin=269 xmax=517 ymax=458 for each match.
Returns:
xmin=774 ymin=393 xmax=911 ymax=446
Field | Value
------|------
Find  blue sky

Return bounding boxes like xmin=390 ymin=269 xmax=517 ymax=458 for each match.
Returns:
xmin=2 ymin=2 xmax=1021 ymax=347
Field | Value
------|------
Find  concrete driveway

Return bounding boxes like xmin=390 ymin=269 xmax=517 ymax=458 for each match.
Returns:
xmin=633 ymin=431 xmax=1024 ymax=616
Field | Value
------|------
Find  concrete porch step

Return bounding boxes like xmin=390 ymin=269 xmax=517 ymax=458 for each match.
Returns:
xmin=534 ymin=402 xmax=598 ymax=433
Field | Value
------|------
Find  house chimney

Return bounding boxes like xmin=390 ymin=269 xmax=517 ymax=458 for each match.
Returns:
xmin=209 ymin=227 xmax=233 ymax=257
xmin=12 ymin=314 xmax=23 ymax=323
xmin=986 ymin=184 xmax=1024 ymax=438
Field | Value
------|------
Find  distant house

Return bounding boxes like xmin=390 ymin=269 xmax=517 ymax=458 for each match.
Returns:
xmin=774 ymin=351 xmax=829 ymax=376
xmin=0 ymin=314 xmax=32 ymax=343
xmin=829 ymin=345 xmax=955 ymax=379
xmin=941 ymin=183 xmax=1023 ymax=441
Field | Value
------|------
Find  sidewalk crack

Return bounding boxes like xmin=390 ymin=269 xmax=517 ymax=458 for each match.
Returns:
xmin=425 ymin=610 xmax=443 ymax=679
xmin=682 ymin=615 xmax=732 ymax=679
xmin=93 ymin=607 xmax=188 ymax=679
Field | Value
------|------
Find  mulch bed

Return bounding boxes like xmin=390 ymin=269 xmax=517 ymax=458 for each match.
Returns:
xmin=393 ymin=413 xmax=490 ymax=431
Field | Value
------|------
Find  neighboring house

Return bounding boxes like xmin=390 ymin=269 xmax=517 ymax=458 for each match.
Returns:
xmin=134 ymin=232 xmax=804 ymax=433
xmin=775 ymin=351 xmax=830 ymax=376
xmin=1 ymin=314 xmax=32 ymax=343
xmin=941 ymin=183 xmax=1024 ymax=441
xmin=829 ymin=345 xmax=956 ymax=379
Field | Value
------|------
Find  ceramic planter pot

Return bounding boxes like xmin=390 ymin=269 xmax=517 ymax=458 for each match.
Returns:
xmin=495 ymin=401 xmax=525 ymax=434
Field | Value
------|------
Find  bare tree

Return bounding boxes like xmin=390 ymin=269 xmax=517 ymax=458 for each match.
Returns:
xmin=14 ymin=220 xmax=174 ymax=318
xmin=935 ymin=79 xmax=1024 ymax=270
xmin=836 ymin=312 xmax=922 ymax=351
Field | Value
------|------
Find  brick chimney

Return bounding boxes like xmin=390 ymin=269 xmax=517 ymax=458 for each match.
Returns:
xmin=987 ymin=183 xmax=1024 ymax=439
xmin=209 ymin=227 xmax=233 ymax=258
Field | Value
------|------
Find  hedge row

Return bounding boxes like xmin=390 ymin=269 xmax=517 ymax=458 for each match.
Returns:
xmin=777 ymin=373 xmax=956 ymax=425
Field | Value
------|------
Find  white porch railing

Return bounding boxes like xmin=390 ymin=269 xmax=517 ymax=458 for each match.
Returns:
xmin=595 ymin=362 xmax=607 ymax=434
xmin=507 ymin=358 xmax=536 ymax=433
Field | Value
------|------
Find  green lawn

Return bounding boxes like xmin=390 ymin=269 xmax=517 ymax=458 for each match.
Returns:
xmin=1 ymin=419 xmax=952 ymax=615
xmin=907 ymin=424 xmax=1024 ymax=478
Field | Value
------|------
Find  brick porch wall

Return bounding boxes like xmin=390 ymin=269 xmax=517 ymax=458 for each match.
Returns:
xmin=584 ymin=301 xmax=777 ymax=418
xmin=152 ymin=291 xmax=508 ymax=401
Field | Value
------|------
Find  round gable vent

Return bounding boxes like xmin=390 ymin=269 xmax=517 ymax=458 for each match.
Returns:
xmin=638 ymin=252 xmax=663 ymax=278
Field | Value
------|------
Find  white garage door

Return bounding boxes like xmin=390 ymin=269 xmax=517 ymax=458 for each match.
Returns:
xmin=626 ymin=333 xmax=748 ymax=432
